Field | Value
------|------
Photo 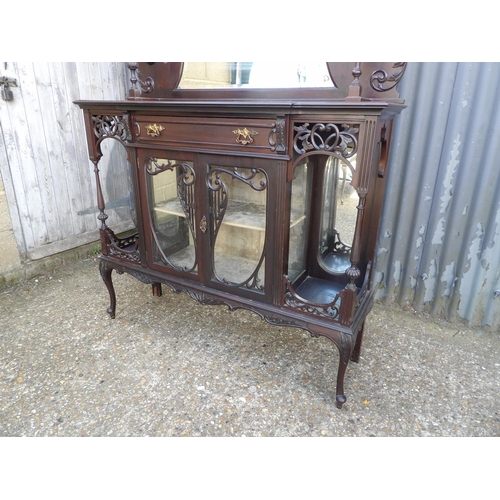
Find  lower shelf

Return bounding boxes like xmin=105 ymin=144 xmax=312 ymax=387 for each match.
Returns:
xmin=293 ymin=276 xmax=345 ymax=304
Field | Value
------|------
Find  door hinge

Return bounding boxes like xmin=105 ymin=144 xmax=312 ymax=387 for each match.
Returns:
xmin=0 ymin=76 xmax=18 ymax=101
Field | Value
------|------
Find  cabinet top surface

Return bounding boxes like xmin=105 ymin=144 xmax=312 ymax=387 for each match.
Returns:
xmin=74 ymin=98 xmax=405 ymax=117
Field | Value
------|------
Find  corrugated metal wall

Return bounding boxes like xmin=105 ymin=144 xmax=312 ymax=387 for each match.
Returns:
xmin=375 ymin=62 xmax=500 ymax=329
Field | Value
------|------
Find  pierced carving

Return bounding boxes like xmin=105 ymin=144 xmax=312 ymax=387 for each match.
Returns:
xmin=293 ymin=123 xmax=358 ymax=158
xmin=92 ymin=115 xmax=132 ymax=142
xmin=321 ymin=229 xmax=352 ymax=258
xmin=103 ymin=228 xmax=141 ymax=263
xmin=370 ymin=63 xmax=407 ymax=92
xmin=284 ymin=277 xmax=341 ymax=320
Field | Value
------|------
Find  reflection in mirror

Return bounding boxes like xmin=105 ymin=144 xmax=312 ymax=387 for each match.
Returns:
xmin=146 ymin=158 xmax=197 ymax=273
xmin=318 ymin=156 xmax=357 ymax=274
xmin=178 ymin=62 xmax=334 ymax=89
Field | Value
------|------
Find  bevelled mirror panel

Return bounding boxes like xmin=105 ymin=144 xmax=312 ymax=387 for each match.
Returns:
xmin=178 ymin=63 xmax=334 ymax=89
xmin=318 ymin=156 xmax=357 ymax=275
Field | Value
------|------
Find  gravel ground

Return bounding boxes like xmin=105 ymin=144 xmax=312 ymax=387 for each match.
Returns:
xmin=1 ymin=256 xmax=499 ymax=437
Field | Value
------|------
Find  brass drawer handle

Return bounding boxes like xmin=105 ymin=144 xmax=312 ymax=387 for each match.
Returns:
xmin=200 ymin=215 xmax=207 ymax=233
xmin=233 ymin=127 xmax=258 ymax=145
xmin=145 ymin=123 xmax=165 ymax=137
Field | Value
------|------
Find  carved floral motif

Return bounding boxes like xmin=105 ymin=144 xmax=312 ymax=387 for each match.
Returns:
xmin=268 ymin=118 xmax=286 ymax=152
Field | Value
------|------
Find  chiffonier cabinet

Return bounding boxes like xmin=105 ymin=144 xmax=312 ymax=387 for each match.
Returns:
xmin=76 ymin=62 xmax=406 ymax=408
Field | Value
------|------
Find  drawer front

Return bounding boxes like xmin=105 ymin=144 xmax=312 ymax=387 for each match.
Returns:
xmin=133 ymin=116 xmax=286 ymax=154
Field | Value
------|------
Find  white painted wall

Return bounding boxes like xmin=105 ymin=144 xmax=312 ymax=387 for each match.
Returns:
xmin=0 ymin=62 xmax=134 ymax=279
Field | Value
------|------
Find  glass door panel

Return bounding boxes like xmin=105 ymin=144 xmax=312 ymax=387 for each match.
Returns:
xmin=207 ymin=165 xmax=267 ymax=291
xmin=146 ymin=157 xmax=198 ymax=274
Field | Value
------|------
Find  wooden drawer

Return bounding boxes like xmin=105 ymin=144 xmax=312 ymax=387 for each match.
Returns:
xmin=133 ymin=116 xmax=286 ymax=155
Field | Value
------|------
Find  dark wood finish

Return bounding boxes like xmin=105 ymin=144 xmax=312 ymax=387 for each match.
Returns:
xmin=76 ymin=62 xmax=405 ymax=408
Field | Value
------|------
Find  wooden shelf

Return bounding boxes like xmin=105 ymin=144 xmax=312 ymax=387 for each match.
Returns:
xmin=154 ymin=199 xmax=305 ymax=231
xmin=293 ymin=276 xmax=345 ymax=304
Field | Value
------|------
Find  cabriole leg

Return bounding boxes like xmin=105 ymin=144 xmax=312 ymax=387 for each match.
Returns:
xmin=312 ymin=328 xmax=353 ymax=409
xmin=335 ymin=361 xmax=348 ymax=409
xmin=99 ymin=259 xmax=116 ymax=319
xmin=335 ymin=335 xmax=354 ymax=409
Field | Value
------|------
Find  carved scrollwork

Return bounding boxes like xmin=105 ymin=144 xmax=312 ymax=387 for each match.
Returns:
xmin=261 ymin=314 xmax=301 ymax=329
xmin=370 ymin=62 xmax=407 ymax=92
xmin=285 ymin=293 xmax=341 ymax=320
xmin=180 ymin=288 xmax=228 ymax=306
xmin=331 ymin=230 xmax=351 ymax=254
xmin=128 ymin=63 xmax=155 ymax=94
xmin=208 ymin=167 xmax=267 ymax=240
xmin=103 ymin=228 xmax=141 ymax=263
xmin=207 ymin=167 xmax=267 ymax=291
xmin=147 ymin=158 xmax=173 ymax=175
xmin=108 ymin=245 xmax=141 ymax=263
xmin=284 ymin=277 xmax=341 ymax=320
xmin=146 ymin=158 xmax=198 ymax=274
xmin=92 ymin=115 xmax=132 ymax=142
xmin=293 ymin=123 xmax=359 ymax=159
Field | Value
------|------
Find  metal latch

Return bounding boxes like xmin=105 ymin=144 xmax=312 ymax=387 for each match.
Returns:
xmin=0 ymin=76 xmax=17 ymax=101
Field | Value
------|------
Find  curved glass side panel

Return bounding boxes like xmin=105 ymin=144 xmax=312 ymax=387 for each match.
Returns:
xmin=208 ymin=165 xmax=267 ymax=290
xmin=146 ymin=158 xmax=197 ymax=273
xmin=288 ymin=159 xmax=312 ymax=282
xmin=179 ymin=62 xmax=334 ymax=89
xmin=318 ymin=156 xmax=357 ymax=274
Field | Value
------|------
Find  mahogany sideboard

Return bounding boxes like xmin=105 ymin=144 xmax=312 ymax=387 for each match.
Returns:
xmin=76 ymin=62 xmax=406 ymax=408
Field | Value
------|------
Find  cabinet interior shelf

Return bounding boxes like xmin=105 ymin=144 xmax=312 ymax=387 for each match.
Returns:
xmin=154 ymin=199 xmax=306 ymax=231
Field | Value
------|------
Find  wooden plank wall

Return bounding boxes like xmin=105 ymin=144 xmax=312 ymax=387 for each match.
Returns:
xmin=0 ymin=62 xmax=134 ymax=262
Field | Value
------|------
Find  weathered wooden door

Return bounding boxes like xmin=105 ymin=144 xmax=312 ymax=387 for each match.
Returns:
xmin=0 ymin=62 xmax=134 ymax=262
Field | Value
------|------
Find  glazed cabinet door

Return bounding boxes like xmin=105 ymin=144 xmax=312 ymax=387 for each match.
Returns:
xmin=138 ymin=149 xmax=203 ymax=282
xmin=199 ymin=154 xmax=285 ymax=304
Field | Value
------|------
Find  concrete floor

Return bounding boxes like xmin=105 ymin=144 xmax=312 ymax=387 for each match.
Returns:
xmin=1 ymin=256 xmax=499 ymax=437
